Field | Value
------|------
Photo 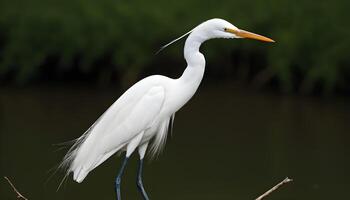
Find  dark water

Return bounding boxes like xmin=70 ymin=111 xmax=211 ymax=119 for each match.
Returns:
xmin=0 ymin=85 xmax=349 ymax=200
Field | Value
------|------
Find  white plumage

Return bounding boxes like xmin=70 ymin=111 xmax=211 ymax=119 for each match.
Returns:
xmin=60 ymin=18 xmax=274 ymax=187
xmin=62 ymin=76 xmax=176 ymax=182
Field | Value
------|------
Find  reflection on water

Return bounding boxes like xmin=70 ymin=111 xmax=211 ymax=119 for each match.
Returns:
xmin=0 ymin=85 xmax=349 ymax=200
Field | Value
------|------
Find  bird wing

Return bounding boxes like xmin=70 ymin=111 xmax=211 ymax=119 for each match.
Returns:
xmin=62 ymin=83 xmax=166 ymax=182
xmin=99 ymin=86 xmax=166 ymax=154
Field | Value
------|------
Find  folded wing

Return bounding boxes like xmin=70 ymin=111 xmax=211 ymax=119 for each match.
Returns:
xmin=60 ymin=84 xmax=165 ymax=183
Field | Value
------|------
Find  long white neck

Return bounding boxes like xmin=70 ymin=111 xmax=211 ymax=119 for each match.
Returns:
xmin=178 ymin=31 xmax=206 ymax=86
xmin=168 ymin=26 xmax=212 ymax=114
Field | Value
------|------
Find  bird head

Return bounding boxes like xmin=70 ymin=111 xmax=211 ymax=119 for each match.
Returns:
xmin=194 ymin=18 xmax=274 ymax=42
xmin=156 ymin=18 xmax=274 ymax=54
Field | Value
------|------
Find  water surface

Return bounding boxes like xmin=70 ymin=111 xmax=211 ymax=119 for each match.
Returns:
xmin=0 ymin=85 xmax=349 ymax=200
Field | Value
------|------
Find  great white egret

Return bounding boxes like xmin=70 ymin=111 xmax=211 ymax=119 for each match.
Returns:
xmin=60 ymin=18 xmax=274 ymax=200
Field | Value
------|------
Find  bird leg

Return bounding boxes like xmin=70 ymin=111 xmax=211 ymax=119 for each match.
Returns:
xmin=115 ymin=156 xmax=129 ymax=200
xmin=137 ymin=159 xmax=150 ymax=200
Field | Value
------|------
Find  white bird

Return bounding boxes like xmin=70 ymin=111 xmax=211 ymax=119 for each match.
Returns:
xmin=60 ymin=18 xmax=274 ymax=200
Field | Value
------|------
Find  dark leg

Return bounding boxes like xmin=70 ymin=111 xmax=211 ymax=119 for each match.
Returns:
xmin=137 ymin=159 xmax=150 ymax=200
xmin=115 ymin=156 xmax=129 ymax=200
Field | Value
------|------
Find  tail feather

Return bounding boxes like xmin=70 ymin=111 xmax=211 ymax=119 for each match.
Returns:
xmin=73 ymin=145 xmax=124 ymax=183
xmin=73 ymin=166 xmax=88 ymax=183
xmin=58 ymin=113 xmax=105 ymax=184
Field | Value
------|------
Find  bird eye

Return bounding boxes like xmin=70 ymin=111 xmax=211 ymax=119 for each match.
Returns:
xmin=224 ymin=28 xmax=228 ymax=32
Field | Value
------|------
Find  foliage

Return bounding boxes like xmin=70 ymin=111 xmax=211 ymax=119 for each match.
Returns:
xmin=0 ymin=0 xmax=349 ymax=93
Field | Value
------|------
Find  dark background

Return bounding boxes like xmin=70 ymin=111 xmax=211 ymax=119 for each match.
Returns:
xmin=0 ymin=0 xmax=349 ymax=199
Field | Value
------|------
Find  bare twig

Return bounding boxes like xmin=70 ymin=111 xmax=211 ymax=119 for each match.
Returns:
xmin=4 ymin=176 xmax=28 ymax=200
xmin=3 ymin=175 xmax=291 ymax=200
xmin=255 ymin=177 xmax=293 ymax=200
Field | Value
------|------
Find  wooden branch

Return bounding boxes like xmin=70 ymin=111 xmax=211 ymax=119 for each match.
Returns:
xmin=3 ymin=175 xmax=291 ymax=200
xmin=255 ymin=177 xmax=293 ymax=200
xmin=4 ymin=176 xmax=28 ymax=200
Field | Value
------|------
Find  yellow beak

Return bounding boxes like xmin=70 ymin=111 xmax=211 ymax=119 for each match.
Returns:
xmin=226 ymin=28 xmax=275 ymax=43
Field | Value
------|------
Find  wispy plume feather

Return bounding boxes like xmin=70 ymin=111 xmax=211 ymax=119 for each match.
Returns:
xmin=156 ymin=29 xmax=193 ymax=54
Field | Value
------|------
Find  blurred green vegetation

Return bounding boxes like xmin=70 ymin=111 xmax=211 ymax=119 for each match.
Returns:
xmin=0 ymin=0 xmax=349 ymax=94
